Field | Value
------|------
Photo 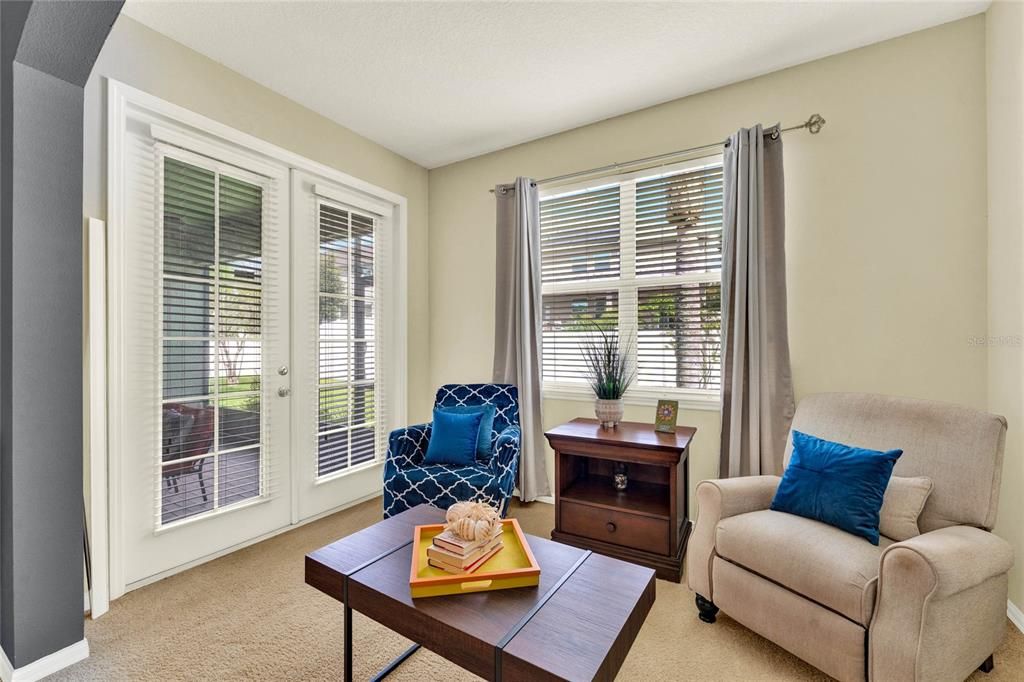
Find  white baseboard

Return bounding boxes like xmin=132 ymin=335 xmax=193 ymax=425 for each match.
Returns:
xmin=124 ymin=491 xmax=383 ymax=594
xmin=0 ymin=639 xmax=88 ymax=682
xmin=1008 ymin=600 xmax=1024 ymax=634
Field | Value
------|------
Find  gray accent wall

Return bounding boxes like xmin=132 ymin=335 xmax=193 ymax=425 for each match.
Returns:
xmin=0 ymin=0 xmax=122 ymax=669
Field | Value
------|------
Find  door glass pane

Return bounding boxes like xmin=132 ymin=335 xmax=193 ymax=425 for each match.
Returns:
xmin=350 ymin=425 xmax=376 ymax=467
xmin=160 ymin=157 xmax=264 ymax=525
xmin=161 ymin=456 xmax=214 ymax=524
xmin=163 ymin=340 xmax=214 ymax=399
xmin=350 ymin=383 xmax=374 ymax=427
xmin=318 ymin=380 xmax=349 ymax=432
xmin=319 ymin=205 xmax=349 ymax=296
xmin=163 ymin=158 xmax=215 ymax=279
xmin=219 ymin=395 xmax=261 ymax=450
xmin=351 ymin=212 xmax=374 ymax=295
xmin=162 ymin=400 xmax=214 ymax=464
xmin=317 ymin=432 xmax=350 ymax=478
xmin=316 ymin=202 xmax=379 ymax=477
xmin=218 ymin=447 xmax=261 ymax=508
xmin=163 ymin=279 xmax=213 ymax=337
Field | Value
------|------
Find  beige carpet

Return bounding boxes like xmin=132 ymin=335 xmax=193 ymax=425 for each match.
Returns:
xmin=52 ymin=499 xmax=1024 ymax=681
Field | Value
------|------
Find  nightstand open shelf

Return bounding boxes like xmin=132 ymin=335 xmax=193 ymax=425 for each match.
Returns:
xmin=560 ymin=473 xmax=671 ymax=521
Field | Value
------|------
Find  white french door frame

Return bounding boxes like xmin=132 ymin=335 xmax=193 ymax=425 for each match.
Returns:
xmin=103 ymin=79 xmax=408 ymax=601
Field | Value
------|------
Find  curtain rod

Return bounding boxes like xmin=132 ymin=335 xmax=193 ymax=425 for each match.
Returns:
xmin=491 ymin=113 xmax=825 ymax=194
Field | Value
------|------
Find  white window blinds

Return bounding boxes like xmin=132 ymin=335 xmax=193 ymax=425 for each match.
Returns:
xmin=540 ymin=158 xmax=724 ymax=397
xmin=635 ymin=165 xmax=723 ymax=276
xmin=540 ymin=185 xmax=620 ymax=283
xmin=316 ymin=201 xmax=385 ymax=477
xmin=541 ymin=291 xmax=619 ymax=384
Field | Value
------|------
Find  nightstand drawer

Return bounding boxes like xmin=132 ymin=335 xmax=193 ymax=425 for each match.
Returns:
xmin=560 ymin=501 xmax=669 ymax=555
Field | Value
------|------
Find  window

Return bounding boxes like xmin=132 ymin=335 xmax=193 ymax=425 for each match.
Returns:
xmin=316 ymin=201 xmax=381 ymax=477
xmin=540 ymin=158 xmax=724 ymax=403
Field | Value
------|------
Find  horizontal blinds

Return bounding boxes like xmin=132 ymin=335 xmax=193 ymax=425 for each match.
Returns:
xmin=637 ymin=283 xmax=721 ymax=390
xmin=539 ymin=159 xmax=723 ymax=396
xmin=161 ymin=156 xmax=273 ymax=525
xmin=635 ymin=165 xmax=723 ymax=277
xmin=540 ymin=185 xmax=620 ymax=283
xmin=317 ymin=203 xmax=381 ymax=477
xmin=541 ymin=291 xmax=619 ymax=383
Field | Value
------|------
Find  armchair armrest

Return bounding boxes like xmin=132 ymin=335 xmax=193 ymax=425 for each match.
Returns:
xmin=882 ymin=526 xmax=1014 ymax=599
xmin=385 ymin=422 xmax=432 ymax=470
xmin=870 ymin=526 xmax=1014 ymax=681
xmin=492 ymin=425 xmax=521 ymax=471
xmin=686 ymin=476 xmax=781 ymax=600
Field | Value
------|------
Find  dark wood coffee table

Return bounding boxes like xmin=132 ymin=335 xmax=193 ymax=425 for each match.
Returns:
xmin=306 ymin=504 xmax=655 ymax=681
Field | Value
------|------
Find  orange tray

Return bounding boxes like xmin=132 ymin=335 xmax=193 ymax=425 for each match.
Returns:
xmin=409 ymin=518 xmax=540 ymax=599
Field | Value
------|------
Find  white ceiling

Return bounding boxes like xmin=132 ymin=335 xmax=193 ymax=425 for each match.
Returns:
xmin=123 ymin=1 xmax=988 ymax=169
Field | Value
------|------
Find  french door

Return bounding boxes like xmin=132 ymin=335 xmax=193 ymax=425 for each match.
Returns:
xmin=117 ymin=144 xmax=292 ymax=586
xmin=110 ymin=98 xmax=400 ymax=593
xmin=290 ymin=171 xmax=394 ymax=521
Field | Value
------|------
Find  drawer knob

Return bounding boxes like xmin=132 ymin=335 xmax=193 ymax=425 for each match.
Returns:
xmin=606 ymin=521 xmax=617 ymax=533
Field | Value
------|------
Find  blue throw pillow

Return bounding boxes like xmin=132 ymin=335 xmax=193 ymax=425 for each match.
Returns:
xmin=425 ymin=408 xmax=485 ymax=467
xmin=437 ymin=404 xmax=496 ymax=459
xmin=770 ymin=430 xmax=903 ymax=545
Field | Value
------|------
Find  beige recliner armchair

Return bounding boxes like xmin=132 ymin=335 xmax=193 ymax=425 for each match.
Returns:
xmin=687 ymin=393 xmax=1013 ymax=682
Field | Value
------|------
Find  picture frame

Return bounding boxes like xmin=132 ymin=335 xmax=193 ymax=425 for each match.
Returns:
xmin=654 ymin=399 xmax=679 ymax=433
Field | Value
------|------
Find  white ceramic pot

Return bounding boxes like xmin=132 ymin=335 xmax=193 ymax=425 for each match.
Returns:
xmin=595 ymin=398 xmax=625 ymax=429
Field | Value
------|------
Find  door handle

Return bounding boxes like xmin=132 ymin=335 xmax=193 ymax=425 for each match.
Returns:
xmin=278 ymin=387 xmax=291 ymax=398
xmin=278 ymin=365 xmax=289 ymax=376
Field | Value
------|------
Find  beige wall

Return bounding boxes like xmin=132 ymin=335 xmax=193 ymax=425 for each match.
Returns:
xmin=86 ymin=10 xmax=1020 ymax=605
xmin=987 ymin=1 xmax=1024 ymax=607
xmin=428 ymin=16 xmax=989 ymax=519
xmin=83 ymin=15 xmax=434 ymax=423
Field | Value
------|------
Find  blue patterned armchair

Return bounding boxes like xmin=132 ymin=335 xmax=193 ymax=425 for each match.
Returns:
xmin=383 ymin=384 xmax=521 ymax=518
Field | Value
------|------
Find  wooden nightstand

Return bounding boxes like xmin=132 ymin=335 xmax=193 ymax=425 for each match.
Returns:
xmin=545 ymin=418 xmax=695 ymax=582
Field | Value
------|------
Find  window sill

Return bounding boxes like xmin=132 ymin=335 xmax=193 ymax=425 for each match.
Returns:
xmin=314 ymin=458 xmax=384 ymax=486
xmin=542 ymin=384 xmax=721 ymax=412
xmin=154 ymin=494 xmax=270 ymax=535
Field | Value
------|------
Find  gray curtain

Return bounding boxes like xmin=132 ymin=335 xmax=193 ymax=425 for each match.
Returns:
xmin=493 ymin=177 xmax=551 ymax=501
xmin=719 ymin=125 xmax=795 ymax=478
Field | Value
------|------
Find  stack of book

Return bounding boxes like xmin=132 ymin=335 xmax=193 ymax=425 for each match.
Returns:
xmin=427 ymin=525 xmax=503 ymax=574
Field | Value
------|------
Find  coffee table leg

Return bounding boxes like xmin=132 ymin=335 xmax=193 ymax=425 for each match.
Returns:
xmin=345 ymin=604 xmax=353 ymax=682
xmin=344 ymin=603 xmax=420 ymax=682
xmin=371 ymin=644 xmax=421 ymax=681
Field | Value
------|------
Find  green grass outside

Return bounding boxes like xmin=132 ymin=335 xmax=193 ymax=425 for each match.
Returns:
xmin=218 ymin=374 xmax=259 ymax=411
xmin=215 ymin=375 xmax=375 ymax=429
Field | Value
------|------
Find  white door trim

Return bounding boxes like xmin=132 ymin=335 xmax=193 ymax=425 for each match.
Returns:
xmin=85 ymin=217 xmax=109 ymax=618
xmin=104 ymin=78 xmax=408 ymax=599
xmin=108 ymin=80 xmax=407 ymax=206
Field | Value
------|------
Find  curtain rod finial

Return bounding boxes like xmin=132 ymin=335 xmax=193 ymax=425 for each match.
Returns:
xmin=807 ymin=113 xmax=825 ymax=134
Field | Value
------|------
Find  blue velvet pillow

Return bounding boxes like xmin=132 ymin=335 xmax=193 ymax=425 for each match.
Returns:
xmin=770 ymin=430 xmax=903 ymax=545
xmin=425 ymin=408 xmax=485 ymax=466
xmin=437 ymin=403 xmax=496 ymax=459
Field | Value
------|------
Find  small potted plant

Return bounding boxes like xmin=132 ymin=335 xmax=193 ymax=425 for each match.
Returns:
xmin=582 ymin=327 xmax=636 ymax=429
